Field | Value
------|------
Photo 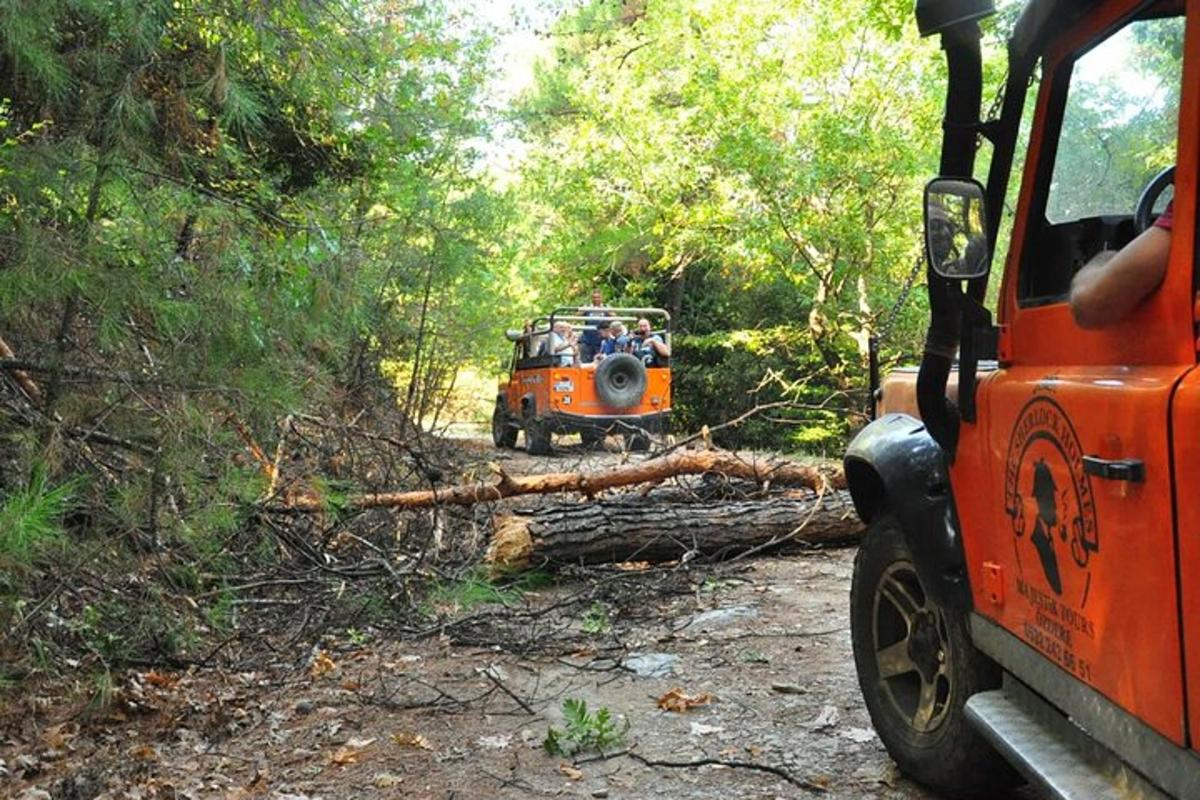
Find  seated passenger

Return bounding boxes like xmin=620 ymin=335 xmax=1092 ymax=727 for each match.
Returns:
xmin=519 ymin=320 xmax=536 ymax=360
xmin=631 ymin=317 xmax=670 ymax=367
xmin=590 ymin=321 xmax=613 ymax=365
xmin=1069 ymin=203 xmax=1173 ymax=329
xmin=548 ymin=321 xmax=578 ymax=366
xmin=604 ymin=321 xmax=630 ymax=357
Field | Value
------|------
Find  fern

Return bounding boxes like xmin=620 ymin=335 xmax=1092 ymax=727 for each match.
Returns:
xmin=544 ymin=698 xmax=628 ymax=756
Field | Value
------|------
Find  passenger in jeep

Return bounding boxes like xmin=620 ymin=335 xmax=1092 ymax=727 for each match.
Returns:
xmin=546 ymin=321 xmax=578 ymax=366
xmin=632 ymin=317 xmax=670 ymax=367
xmin=1068 ymin=203 xmax=1173 ymax=329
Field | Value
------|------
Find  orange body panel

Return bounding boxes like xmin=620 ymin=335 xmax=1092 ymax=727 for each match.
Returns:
xmin=947 ymin=0 xmax=1200 ymax=746
xmin=501 ymin=365 xmax=671 ymax=421
xmin=958 ymin=367 xmax=1188 ymax=743
xmin=1171 ymin=374 xmax=1200 ymax=748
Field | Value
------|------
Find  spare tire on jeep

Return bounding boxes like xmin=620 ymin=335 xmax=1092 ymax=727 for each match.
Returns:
xmin=593 ymin=353 xmax=647 ymax=408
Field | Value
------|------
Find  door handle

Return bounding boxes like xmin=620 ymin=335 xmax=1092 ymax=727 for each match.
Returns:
xmin=1082 ymin=456 xmax=1145 ymax=483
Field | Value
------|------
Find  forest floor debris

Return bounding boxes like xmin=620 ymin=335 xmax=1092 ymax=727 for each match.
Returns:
xmin=1 ymin=442 xmax=1034 ymax=799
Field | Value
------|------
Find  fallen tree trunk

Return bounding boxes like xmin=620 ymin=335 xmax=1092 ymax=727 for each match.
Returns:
xmin=487 ymin=489 xmax=862 ymax=570
xmin=266 ymin=449 xmax=845 ymax=514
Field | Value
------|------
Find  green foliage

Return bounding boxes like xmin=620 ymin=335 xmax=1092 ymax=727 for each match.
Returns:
xmin=498 ymin=0 xmax=960 ymax=452
xmin=424 ymin=568 xmax=552 ymax=614
xmin=581 ymin=602 xmax=610 ymax=635
xmin=544 ymin=698 xmax=628 ymax=756
xmin=673 ymin=328 xmax=857 ymax=454
xmin=0 ymin=465 xmax=75 ymax=567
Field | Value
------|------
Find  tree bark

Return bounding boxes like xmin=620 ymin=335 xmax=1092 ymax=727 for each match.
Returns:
xmin=486 ymin=490 xmax=862 ymax=570
xmin=265 ymin=449 xmax=845 ymax=514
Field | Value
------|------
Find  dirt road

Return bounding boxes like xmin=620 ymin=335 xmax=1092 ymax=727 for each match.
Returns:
xmin=1 ymin=439 xmax=1034 ymax=799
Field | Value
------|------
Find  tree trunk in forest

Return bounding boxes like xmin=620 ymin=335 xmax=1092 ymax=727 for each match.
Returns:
xmin=265 ymin=449 xmax=844 ymax=514
xmin=486 ymin=490 xmax=862 ymax=570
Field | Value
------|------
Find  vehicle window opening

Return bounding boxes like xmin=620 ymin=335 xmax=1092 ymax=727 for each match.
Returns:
xmin=1016 ymin=3 xmax=1183 ymax=307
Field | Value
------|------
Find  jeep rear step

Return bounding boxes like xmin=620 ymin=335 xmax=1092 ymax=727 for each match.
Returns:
xmin=966 ymin=679 xmax=1167 ymax=800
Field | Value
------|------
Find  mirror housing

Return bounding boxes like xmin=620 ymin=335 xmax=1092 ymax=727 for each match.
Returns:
xmin=925 ymin=177 xmax=990 ymax=280
xmin=915 ymin=0 xmax=995 ymax=37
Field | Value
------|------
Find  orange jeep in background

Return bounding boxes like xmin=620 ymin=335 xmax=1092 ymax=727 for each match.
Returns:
xmin=492 ymin=307 xmax=671 ymax=454
xmin=845 ymin=0 xmax=1200 ymax=798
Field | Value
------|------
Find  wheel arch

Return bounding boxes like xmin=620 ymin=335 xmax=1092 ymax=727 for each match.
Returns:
xmin=844 ymin=413 xmax=972 ymax=612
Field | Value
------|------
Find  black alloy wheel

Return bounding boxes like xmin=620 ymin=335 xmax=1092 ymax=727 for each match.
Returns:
xmin=849 ymin=515 xmax=1017 ymax=799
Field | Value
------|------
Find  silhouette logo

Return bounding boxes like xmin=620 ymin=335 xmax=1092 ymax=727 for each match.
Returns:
xmin=1004 ymin=396 xmax=1099 ymax=608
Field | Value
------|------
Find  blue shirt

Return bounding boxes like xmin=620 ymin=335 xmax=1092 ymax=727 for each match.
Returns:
xmin=580 ymin=308 xmax=609 ymax=346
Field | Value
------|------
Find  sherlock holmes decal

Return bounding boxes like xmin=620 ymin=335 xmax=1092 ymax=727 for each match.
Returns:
xmin=1004 ymin=396 xmax=1100 ymax=682
xmin=1004 ymin=396 xmax=1100 ymax=608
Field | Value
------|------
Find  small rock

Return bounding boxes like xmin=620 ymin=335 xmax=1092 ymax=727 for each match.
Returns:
xmin=592 ymin=790 xmax=609 ymax=798
xmin=17 ymin=789 xmax=52 ymax=800
xmin=771 ymin=683 xmax=807 ymax=695
xmin=689 ymin=722 xmax=724 ymax=736
xmin=621 ymin=653 xmax=679 ymax=678
xmin=842 ymin=727 xmax=876 ymax=744
xmin=478 ymin=733 xmax=512 ymax=749
xmin=684 ymin=605 xmax=759 ymax=631
xmin=809 ymin=704 xmax=841 ymax=731
xmin=373 ymin=772 xmax=403 ymax=788
xmin=294 ymin=700 xmax=316 ymax=715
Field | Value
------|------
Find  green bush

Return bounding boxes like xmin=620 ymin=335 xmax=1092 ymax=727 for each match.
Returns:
xmin=671 ymin=326 xmax=860 ymax=455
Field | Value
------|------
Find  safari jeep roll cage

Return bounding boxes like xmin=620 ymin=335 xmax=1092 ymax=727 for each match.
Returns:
xmin=845 ymin=1 xmax=1200 ymax=798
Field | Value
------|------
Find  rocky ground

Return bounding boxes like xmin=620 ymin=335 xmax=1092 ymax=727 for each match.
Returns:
xmin=0 ymin=437 xmax=1035 ymax=800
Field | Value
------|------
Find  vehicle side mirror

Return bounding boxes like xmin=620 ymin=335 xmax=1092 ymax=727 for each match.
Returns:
xmin=925 ymin=177 xmax=990 ymax=280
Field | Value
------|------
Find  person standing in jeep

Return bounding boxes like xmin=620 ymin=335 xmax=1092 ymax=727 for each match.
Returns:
xmin=579 ymin=289 xmax=610 ymax=363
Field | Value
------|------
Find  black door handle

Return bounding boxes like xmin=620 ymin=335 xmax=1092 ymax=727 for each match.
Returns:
xmin=1082 ymin=456 xmax=1145 ymax=483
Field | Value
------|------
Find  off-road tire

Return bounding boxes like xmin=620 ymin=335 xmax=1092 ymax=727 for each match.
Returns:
xmin=492 ymin=401 xmax=517 ymax=448
xmin=594 ymin=353 xmax=647 ymax=408
xmin=524 ymin=419 xmax=552 ymax=455
xmin=850 ymin=515 xmax=1017 ymax=799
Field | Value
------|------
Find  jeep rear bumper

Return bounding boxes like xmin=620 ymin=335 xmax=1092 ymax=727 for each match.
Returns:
xmin=543 ymin=410 xmax=670 ymax=436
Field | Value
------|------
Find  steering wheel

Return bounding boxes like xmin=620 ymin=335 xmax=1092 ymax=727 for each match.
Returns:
xmin=1135 ymin=165 xmax=1175 ymax=233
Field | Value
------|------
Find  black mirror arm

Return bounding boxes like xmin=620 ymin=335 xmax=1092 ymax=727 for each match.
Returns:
xmin=957 ymin=292 xmax=991 ymax=424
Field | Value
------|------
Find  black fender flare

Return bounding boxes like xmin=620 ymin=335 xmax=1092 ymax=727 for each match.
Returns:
xmin=844 ymin=413 xmax=972 ymax=611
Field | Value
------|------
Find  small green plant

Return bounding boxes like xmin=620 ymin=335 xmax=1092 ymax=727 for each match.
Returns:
xmin=581 ymin=602 xmax=610 ymax=635
xmin=0 ymin=464 xmax=75 ymax=567
xmin=543 ymin=698 xmax=628 ymax=756
xmin=424 ymin=568 xmax=553 ymax=615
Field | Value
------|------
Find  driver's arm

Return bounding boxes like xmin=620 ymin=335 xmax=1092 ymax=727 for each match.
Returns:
xmin=1068 ymin=225 xmax=1171 ymax=329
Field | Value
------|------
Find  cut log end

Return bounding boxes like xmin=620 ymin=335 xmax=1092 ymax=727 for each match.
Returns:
xmin=486 ymin=514 xmax=535 ymax=573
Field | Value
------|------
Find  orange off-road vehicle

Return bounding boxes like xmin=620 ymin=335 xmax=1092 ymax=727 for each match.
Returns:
xmin=492 ymin=307 xmax=671 ymax=454
xmin=845 ymin=0 xmax=1200 ymax=797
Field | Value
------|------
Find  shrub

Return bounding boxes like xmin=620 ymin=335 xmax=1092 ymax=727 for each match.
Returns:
xmin=671 ymin=326 xmax=860 ymax=455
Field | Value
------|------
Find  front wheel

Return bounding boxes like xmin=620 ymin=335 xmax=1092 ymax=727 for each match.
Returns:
xmin=492 ymin=402 xmax=517 ymax=448
xmin=849 ymin=515 xmax=1016 ymax=799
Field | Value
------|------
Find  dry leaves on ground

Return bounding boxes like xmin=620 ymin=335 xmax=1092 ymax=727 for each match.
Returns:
xmin=656 ymin=687 xmax=714 ymax=712
xmin=310 ymin=650 xmax=337 ymax=680
xmin=392 ymin=732 xmax=433 ymax=750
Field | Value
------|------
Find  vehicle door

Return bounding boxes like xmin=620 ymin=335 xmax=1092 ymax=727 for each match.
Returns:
xmin=953 ymin=0 xmax=1194 ymax=745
